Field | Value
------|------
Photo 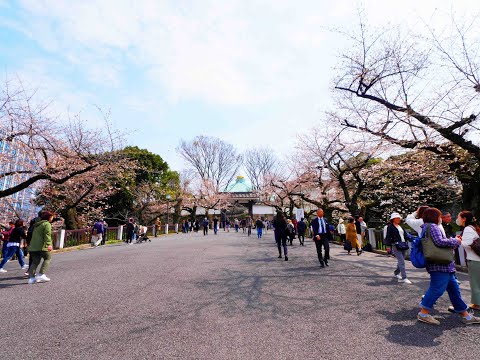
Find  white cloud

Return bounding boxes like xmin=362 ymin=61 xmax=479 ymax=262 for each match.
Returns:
xmin=10 ymin=0 xmax=479 ymax=106
xmin=4 ymin=0 xmax=480 ymax=171
xmin=13 ymin=0 xmax=337 ymax=105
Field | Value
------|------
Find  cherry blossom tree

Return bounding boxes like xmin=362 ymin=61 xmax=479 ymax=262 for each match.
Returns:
xmin=333 ymin=15 xmax=480 ymax=213
xmin=0 ymin=77 xmax=124 ymax=200
xmin=297 ymin=124 xmax=384 ymax=216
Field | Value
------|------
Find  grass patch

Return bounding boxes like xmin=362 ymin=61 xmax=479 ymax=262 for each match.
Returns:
xmin=105 ymin=240 xmax=123 ymax=245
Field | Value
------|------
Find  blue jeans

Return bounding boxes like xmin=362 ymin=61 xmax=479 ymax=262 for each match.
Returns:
xmin=420 ymin=272 xmax=468 ymax=312
xmin=2 ymin=241 xmax=7 ymax=259
xmin=0 ymin=245 xmax=25 ymax=268
xmin=257 ymin=228 xmax=263 ymax=238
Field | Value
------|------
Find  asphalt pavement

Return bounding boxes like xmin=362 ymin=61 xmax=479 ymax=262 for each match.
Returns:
xmin=1 ymin=229 xmax=479 ymax=359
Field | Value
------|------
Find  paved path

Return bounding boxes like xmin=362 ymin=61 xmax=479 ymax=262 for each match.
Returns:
xmin=1 ymin=230 xmax=479 ymax=359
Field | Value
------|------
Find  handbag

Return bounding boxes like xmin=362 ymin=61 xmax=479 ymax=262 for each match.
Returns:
xmin=471 ymin=239 xmax=480 ymax=257
xmin=344 ymin=240 xmax=352 ymax=251
xmin=395 ymin=241 xmax=409 ymax=251
xmin=421 ymin=224 xmax=455 ymax=265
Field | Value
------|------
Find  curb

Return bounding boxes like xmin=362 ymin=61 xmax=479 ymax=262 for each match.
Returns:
xmin=50 ymin=233 xmax=179 ymax=254
xmin=332 ymin=241 xmax=469 ymax=273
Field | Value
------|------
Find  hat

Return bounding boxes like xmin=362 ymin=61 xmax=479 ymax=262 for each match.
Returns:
xmin=390 ymin=212 xmax=402 ymax=220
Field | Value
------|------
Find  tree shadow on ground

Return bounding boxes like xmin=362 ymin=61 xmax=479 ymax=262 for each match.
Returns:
xmin=0 ymin=276 xmax=28 ymax=289
xmin=377 ymin=308 xmax=464 ymax=347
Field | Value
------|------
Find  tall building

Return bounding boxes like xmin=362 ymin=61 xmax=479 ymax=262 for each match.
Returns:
xmin=0 ymin=133 xmax=39 ymax=223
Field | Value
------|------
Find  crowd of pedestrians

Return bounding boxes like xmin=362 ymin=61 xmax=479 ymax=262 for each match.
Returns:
xmin=1 ymin=210 xmax=55 ymax=284
xmin=2 ymin=203 xmax=480 ymax=327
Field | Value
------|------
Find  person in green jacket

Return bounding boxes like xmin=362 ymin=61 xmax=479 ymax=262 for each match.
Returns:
xmin=28 ymin=210 xmax=54 ymax=284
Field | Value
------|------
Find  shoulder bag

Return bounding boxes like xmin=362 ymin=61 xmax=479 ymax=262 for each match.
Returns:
xmin=421 ymin=224 xmax=455 ymax=265
xmin=467 ymin=225 xmax=480 ymax=257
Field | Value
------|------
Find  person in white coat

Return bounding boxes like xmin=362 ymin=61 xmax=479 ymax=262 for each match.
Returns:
xmin=337 ymin=219 xmax=346 ymax=243
xmin=458 ymin=211 xmax=480 ymax=310
xmin=405 ymin=206 xmax=429 ymax=235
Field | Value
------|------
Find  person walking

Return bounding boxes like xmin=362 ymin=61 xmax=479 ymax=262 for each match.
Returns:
xmin=337 ymin=218 xmax=346 ymax=244
xmin=417 ymin=207 xmax=480 ymax=325
xmin=383 ymin=213 xmax=412 ymax=284
xmin=297 ymin=218 xmax=307 ymax=246
xmin=202 ymin=218 xmax=209 ymax=236
xmin=345 ymin=217 xmax=359 ymax=255
xmin=126 ymin=218 xmax=135 ymax=244
xmin=311 ymin=209 xmax=332 ymax=267
xmin=226 ymin=219 xmax=231 ymax=232
xmin=286 ymin=219 xmax=295 ymax=246
xmin=457 ymin=211 xmax=480 ymax=311
xmin=213 ymin=217 xmax=219 ymax=235
xmin=273 ymin=211 xmax=288 ymax=261
xmin=234 ymin=218 xmax=239 ymax=233
xmin=0 ymin=219 xmax=28 ymax=273
xmin=354 ymin=216 xmax=362 ymax=248
xmin=246 ymin=216 xmax=252 ymax=237
xmin=91 ymin=219 xmax=105 ymax=247
xmin=255 ymin=217 xmax=264 ymax=238
xmin=25 ymin=211 xmax=42 ymax=273
xmin=1 ymin=220 xmax=15 ymax=260
xmin=154 ymin=217 xmax=161 ymax=237
xmin=27 ymin=211 xmax=55 ymax=284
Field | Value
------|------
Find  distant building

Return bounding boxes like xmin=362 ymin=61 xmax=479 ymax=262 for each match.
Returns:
xmin=0 ymin=134 xmax=39 ymax=222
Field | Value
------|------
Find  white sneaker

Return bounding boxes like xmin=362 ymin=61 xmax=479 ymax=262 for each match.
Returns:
xmin=0 ymin=268 xmax=7 ymax=273
xmin=22 ymin=265 xmax=29 ymax=270
xmin=398 ymin=278 xmax=412 ymax=284
xmin=35 ymin=274 xmax=50 ymax=283
xmin=394 ymin=274 xmax=402 ymax=280
xmin=28 ymin=277 xmax=36 ymax=284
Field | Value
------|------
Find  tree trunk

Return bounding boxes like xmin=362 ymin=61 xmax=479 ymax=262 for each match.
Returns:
xmin=173 ymin=199 xmax=182 ymax=223
xmin=63 ymin=207 xmax=79 ymax=230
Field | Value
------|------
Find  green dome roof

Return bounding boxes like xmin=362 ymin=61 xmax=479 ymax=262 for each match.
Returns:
xmin=226 ymin=176 xmax=252 ymax=193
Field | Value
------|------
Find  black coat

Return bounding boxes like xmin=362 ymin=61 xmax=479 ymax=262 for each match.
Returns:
xmin=273 ymin=218 xmax=287 ymax=235
xmin=9 ymin=226 xmax=27 ymax=243
xmin=383 ymin=223 xmax=409 ymax=245
xmin=297 ymin=221 xmax=307 ymax=234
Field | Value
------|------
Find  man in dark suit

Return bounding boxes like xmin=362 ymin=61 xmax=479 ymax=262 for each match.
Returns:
xmin=310 ymin=209 xmax=333 ymax=267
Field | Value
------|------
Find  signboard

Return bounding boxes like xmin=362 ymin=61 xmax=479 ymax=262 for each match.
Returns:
xmin=295 ymin=208 xmax=305 ymax=220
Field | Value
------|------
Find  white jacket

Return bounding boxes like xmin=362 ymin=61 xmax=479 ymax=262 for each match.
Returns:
xmin=406 ymin=212 xmax=423 ymax=235
xmin=337 ymin=223 xmax=346 ymax=235
xmin=461 ymin=226 xmax=480 ymax=262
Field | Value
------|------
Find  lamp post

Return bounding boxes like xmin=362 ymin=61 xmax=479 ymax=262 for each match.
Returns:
xmin=166 ymin=194 xmax=171 ymax=234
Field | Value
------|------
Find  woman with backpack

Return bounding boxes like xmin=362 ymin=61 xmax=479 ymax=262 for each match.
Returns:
xmin=417 ymin=207 xmax=480 ymax=325
xmin=384 ymin=213 xmax=412 ymax=284
xmin=457 ymin=211 xmax=480 ymax=311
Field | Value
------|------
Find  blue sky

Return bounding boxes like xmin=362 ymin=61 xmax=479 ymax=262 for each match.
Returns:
xmin=0 ymin=0 xmax=476 ymax=171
